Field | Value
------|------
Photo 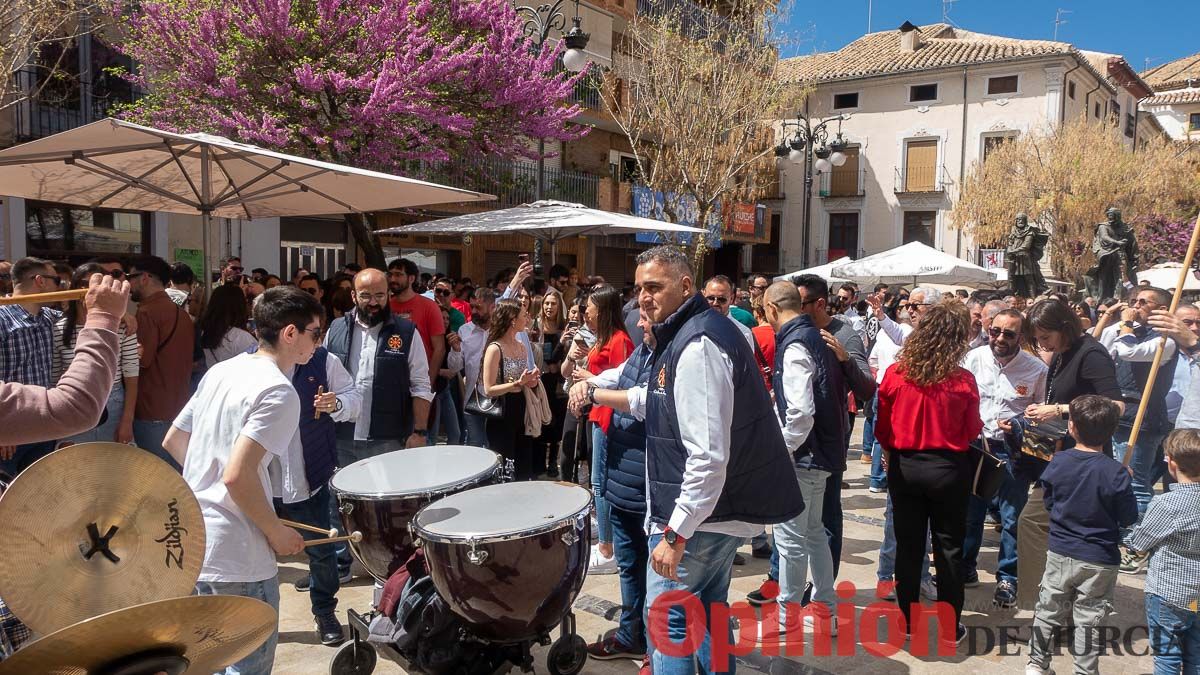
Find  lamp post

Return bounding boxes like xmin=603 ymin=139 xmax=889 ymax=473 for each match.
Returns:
xmin=775 ymin=112 xmax=849 ymax=267
xmin=517 ymin=0 xmax=590 ymax=271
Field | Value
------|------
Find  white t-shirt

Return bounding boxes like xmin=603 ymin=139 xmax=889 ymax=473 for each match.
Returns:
xmin=173 ymin=352 xmax=301 ymax=583
xmin=203 ymin=327 xmax=259 ymax=370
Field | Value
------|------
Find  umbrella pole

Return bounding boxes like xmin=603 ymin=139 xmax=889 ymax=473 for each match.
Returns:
xmin=1124 ymin=210 xmax=1200 ymax=461
xmin=202 ymin=210 xmax=211 ymax=295
xmin=200 ymin=145 xmax=212 ymax=297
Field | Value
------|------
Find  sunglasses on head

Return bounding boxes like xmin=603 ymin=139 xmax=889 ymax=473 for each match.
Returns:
xmin=988 ymin=327 xmax=1019 ymax=340
xmin=705 ymin=295 xmax=730 ymax=305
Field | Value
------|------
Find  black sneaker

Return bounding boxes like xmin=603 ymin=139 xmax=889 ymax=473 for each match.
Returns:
xmin=586 ymin=635 xmax=645 ymax=660
xmin=732 ymin=553 xmax=747 ymax=566
xmin=938 ymin=623 xmax=967 ymax=648
xmin=746 ymin=579 xmax=778 ymax=606
xmin=993 ymin=580 xmax=1017 ymax=609
xmin=751 ymin=545 xmax=772 ymax=559
xmin=964 ymin=570 xmax=980 ymax=588
xmin=315 ymin=612 xmax=345 ymax=646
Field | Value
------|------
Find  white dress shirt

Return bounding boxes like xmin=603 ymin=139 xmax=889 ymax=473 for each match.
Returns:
xmin=778 ymin=342 xmax=816 ymax=453
xmin=963 ymin=345 xmax=1048 ymax=441
xmin=345 ymin=320 xmax=432 ymax=441
xmin=879 ymin=314 xmax=914 ymax=347
xmin=1099 ymin=322 xmax=1178 ymax=363
xmin=868 ymin=329 xmax=902 ymax=384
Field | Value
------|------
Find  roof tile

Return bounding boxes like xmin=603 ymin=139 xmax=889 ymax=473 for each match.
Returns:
xmin=1141 ymin=52 xmax=1200 ymax=92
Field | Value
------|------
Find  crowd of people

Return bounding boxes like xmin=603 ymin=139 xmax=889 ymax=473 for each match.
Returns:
xmin=0 ymin=247 xmax=1197 ymax=675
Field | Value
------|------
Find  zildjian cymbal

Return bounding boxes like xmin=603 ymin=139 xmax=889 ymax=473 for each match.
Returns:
xmin=0 ymin=594 xmax=276 ymax=674
xmin=0 ymin=442 xmax=205 ymax=635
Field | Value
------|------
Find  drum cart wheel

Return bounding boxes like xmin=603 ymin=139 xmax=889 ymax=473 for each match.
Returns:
xmin=546 ymin=612 xmax=587 ymax=675
xmin=329 ymin=639 xmax=377 ymax=675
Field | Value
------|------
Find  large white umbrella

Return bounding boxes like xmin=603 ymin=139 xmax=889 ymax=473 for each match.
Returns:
xmin=830 ymin=241 xmax=999 ymax=287
xmin=0 ymin=118 xmax=493 ymax=283
xmin=774 ymin=256 xmax=852 ymax=284
xmin=377 ymin=199 xmax=706 ymax=262
xmin=1137 ymin=262 xmax=1200 ymax=292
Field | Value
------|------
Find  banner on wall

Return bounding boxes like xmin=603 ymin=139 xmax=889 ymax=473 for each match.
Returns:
xmin=631 ymin=186 xmax=723 ymax=247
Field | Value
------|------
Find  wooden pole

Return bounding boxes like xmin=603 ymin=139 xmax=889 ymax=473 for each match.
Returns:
xmin=1125 ymin=210 xmax=1200 ymax=463
xmin=0 ymin=289 xmax=88 ymax=305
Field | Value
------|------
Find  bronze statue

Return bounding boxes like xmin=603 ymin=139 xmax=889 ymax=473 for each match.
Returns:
xmin=1005 ymin=213 xmax=1048 ymax=298
xmin=1084 ymin=207 xmax=1138 ymax=300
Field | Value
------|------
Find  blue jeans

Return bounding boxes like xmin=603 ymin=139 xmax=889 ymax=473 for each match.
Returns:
xmin=963 ymin=441 xmax=1031 ymax=584
xmin=427 ymin=388 xmax=462 ymax=446
xmin=646 ymin=530 xmax=741 ymax=675
xmin=195 ymin=576 xmax=280 ymax=674
xmin=1146 ymin=592 xmax=1200 ymax=675
xmin=774 ymin=467 xmax=835 ymax=617
xmin=64 ymin=384 xmax=125 ymax=445
xmin=276 ymin=487 xmax=339 ymax=616
xmin=1114 ymin=426 xmax=1169 ymax=519
xmin=591 ymin=424 xmax=612 ymax=544
xmin=877 ymin=494 xmax=932 ymax=582
xmin=133 ymin=418 xmax=181 ymax=472
xmin=334 ymin=438 xmax=402 ymax=570
xmin=0 ymin=440 xmax=55 ymax=479
xmin=870 ymin=441 xmax=887 ymax=490
xmin=464 ymin=412 xmax=489 ymax=449
xmin=611 ymin=507 xmax=649 ymax=651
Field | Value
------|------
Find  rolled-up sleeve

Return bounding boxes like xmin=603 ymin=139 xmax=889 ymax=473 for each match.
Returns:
xmin=407 ymin=330 xmax=434 ymax=401
xmin=326 ymin=352 xmax=362 ymax=423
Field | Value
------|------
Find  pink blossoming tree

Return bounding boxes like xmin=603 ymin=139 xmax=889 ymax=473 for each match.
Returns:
xmin=115 ymin=0 xmax=587 ymax=267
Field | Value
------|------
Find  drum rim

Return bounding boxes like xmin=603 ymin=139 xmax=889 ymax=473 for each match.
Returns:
xmin=412 ymin=494 xmax=592 ymax=544
xmin=329 ymin=456 xmax=503 ymax=501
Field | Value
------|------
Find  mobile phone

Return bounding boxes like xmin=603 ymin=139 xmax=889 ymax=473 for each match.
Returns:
xmin=566 ymin=320 xmax=580 ymax=331
xmin=517 ymin=253 xmax=530 ymax=265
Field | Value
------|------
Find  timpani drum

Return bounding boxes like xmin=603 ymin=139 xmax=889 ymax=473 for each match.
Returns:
xmin=412 ymin=482 xmax=592 ymax=643
xmin=329 ymin=445 xmax=504 ymax=582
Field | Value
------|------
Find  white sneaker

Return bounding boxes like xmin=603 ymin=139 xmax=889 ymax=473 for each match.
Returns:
xmin=588 ymin=545 xmax=618 ymax=575
xmin=802 ymin=614 xmax=838 ymax=636
xmin=868 ymin=486 xmax=886 ymax=493
xmin=1025 ymin=664 xmax=1054 ymax=675
xmin=920 ymin=577 xmax=938 ymax=600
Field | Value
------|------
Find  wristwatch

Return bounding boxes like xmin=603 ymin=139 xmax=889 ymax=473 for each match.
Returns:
xmin=334 ymin=398 xmax=343 ymax=413
xmin=587 ymin=383 xmax=598 ymax=405
xmin=664 ymin=527 xmax=686 ymax=546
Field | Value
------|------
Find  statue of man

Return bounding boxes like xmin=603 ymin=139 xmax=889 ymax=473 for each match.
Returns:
xmin=1084 ymin=207 xmax=1138 ymax=300
xmin=1006 ymin=212 xmax=1048 ymax=298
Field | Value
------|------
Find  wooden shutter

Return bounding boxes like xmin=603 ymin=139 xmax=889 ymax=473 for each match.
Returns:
xmin=829 ymin=148 xmax=859 ymax=197
xmin=904 ymin=140 xmax=938 ymax=192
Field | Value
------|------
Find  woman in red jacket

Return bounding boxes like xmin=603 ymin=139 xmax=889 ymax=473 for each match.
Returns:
xmin=876 ymin=300 xmax=982 ymax=645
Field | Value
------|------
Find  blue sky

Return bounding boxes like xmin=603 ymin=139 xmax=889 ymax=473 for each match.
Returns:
xmin=778 ymin=0 xmax=1196 ymax=74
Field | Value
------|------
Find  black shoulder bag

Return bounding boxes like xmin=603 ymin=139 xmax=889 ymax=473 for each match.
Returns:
xmin=464 ymin=342 xmax=505 ymax=419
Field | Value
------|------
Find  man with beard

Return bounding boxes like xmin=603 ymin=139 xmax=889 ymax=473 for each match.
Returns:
xmin=459 ymin=287 xmax=498 ymax=448
xmin=128 ymin=255 xmax=195 ymax=470
xmin=324 ymin=268 xmax=432 ymax=467
xmin=387 ymin=259 xmax=446 ymax=380
xmin=963 ymin=308 xmax=1047 ymax=607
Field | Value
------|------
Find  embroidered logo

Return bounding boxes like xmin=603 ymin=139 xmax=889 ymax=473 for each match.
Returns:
xmin=1016 ymin=384 xmax=1029 ymax=396
xmin=657 ymin=365 xmax=667 ymax=389
xmin=387 ymin=335 xmax=403 ymax=351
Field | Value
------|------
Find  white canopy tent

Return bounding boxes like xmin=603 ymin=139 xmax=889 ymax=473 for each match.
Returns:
xmin=774 ymin=257 xmax=852 ymax=284
xmin=377 ymin=200 xmax=707 ymax=263
xmin=1136 ymin=262 xmax=1200 ymax=292
xmin=830 ymin=242 xmax=999 ymax=288
xmin=0 ymin=118 xmax=493 ymax=283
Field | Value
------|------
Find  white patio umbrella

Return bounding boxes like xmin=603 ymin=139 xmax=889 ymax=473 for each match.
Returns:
xmin=774 ymin=256 xmax=853 ymax=284
xmin=830 ymin=241 xmax=999 ymax=287
xmin=0 ymin=118 xmax=493 ymax=284
xmin=376 ymin=200 xmax=707 ymax=262
xmin=1137 ymin=262 xmax=1200 ymax=291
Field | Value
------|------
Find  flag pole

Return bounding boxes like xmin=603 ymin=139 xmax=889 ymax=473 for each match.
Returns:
xmin=1124 ymin=211 xmax=1200 ymax=463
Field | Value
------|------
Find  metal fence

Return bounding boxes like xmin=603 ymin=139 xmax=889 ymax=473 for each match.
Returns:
xmin=894 ymin=165 xmax=949 ymax=193
xmin=12 ymin=68 xmax=139 ymax=142
xmin=406 ymin=157 xmax=600 ymax=208
xmin=819 ymin=168 xmax=866 ymax=198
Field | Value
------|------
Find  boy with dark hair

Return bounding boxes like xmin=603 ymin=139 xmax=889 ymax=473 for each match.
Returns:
xmin=1124 ymin=429 xmax=1200 ymax=674
xmin=1026 ymin=395 xmax=1138 ymax=675
xmin=163 ymin=286 xmax=323 ymax=674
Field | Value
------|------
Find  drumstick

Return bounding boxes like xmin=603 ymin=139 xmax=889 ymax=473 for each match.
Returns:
xmin=304 ymin=531 xmax=362 ymax=547
xmin=280 ymin=519 xmax=336 ymax=537
xmin=314 ymin=386 xmax=325 ymax=419
xmin=0 ymin=289 xmax=88 ymax=305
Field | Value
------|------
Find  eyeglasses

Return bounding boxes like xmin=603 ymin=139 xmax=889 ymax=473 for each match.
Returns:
xmin=799 ymin=297 xmax=821 ymax=306
xmin=125 ymin=272 xmax=145 ymax=281
xmin=751 ymin=285 xmax=769 ymax=291
xmin=357 ymin=292 xmax=389 ymax=303
xmin=1133 ymin=298 xmax=1159 ymax=307
xmin=301 ymin=286 xmax=319 ymax=296
xmin=435 ymin=288 xmax=452 ymax=297
xmin=905 ymin=302 xmax=930 ymax=310
xmin=227 ymin=266 xmax=244 ymax=273
xmin=300 ymin=325 xmax=323 ymax=340
xmin=988 ymin=327 xmax=1020 ymax=340
xmin=705 ymin=296 xmax=730 ymax=305
xmin=104 ymin=269 xmax=124 ymax=279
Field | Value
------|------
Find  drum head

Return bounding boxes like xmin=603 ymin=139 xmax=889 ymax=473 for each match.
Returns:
xmin=415 ymin=482 xmax=591 ymax=542
xmin=330 ymin=445 xmax=501 ymax=497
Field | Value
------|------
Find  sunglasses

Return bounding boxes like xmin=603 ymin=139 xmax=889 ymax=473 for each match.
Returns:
xmin=905 ymin=302 xmax=930 ymax=310
xmin=435 ymin=288 xmax=452 ymax=297
xmin=1133 ymin=298 xmax=1159 ymax=307
xmin=988 ymin=327 xmax=1020 ymax=340
xmin=228 ymin=266 xmax=244 ymax=273
xmin=301 ymin=286 xmax=319 ymax=296
xmin=705 ymin=296 xmax=730 ymax=305
xmin=104 ymin=269 xmax=125 ymax=279
xmin=751 ymin=285 xmax=769 ymax=291
xmin=125 ymin=272 xmax=145 ymax=280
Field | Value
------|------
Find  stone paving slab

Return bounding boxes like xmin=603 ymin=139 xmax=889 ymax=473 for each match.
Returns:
xmin=274 ymin=438 xmax=1155 ymax=674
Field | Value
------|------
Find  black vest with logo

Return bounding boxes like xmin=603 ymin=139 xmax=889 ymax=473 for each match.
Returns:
xmin=325 ymin=312 xmax=416 ymax=441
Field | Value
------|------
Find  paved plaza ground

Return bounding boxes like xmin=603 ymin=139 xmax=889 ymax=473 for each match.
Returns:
xmin=274 ymin=427 xmax=1156 ymax=674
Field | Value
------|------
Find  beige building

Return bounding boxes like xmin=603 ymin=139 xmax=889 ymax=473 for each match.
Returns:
xmin=1141 ymin=52 xmax=1200 ymax=142
xmin=770 ymin=22 xmax=1134 ymax=275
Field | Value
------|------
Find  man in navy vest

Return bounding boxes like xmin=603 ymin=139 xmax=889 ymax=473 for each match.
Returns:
xmin=273 ymin=344 xmax=361 ymax=645
xmin=588 ymin=246 xmax=803 ymax=675
xmin=758 ymin=281 xmax=846 ymax=642
xmin=324 ymin=268 xmax=433 ymax=467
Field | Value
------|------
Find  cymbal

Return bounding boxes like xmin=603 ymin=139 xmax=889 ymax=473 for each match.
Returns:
xmin=0 ymin=594 xmax=276 ymax=674
xmin=0 ymin=442 xmax=205 ymax=635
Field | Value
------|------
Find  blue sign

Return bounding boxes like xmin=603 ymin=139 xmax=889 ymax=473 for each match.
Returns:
xmin=631 ymin=186 xmax=723 ymax=247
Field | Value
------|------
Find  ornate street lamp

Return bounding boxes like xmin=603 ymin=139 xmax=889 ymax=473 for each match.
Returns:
xmin=774 ymin=112 xmax=848 ymax=267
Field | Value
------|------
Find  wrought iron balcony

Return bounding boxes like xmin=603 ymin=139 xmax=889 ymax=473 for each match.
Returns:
xmin=12 ymin=68 xmax=140 ymax=143
xmin=406 ymin=157 xmax=600 ymax=208
xmin=818 ymin=168 xmax=866 ymax=198
xmin=894 ymin=165 xmax=950 ymax=194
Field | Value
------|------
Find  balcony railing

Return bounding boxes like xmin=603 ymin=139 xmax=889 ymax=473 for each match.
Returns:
xmin=637 ymin=0 xmax=730 ymax=37
xmin=818 ymin=168 xmax=866 ymax=198
xmin=12 ymin=68 xmax=140 ymax=142
xmin=815 ymin=248 xmax=866 ymax=264
xmin=406 ymin=157 xmax=600 ymax=208
xmin=894 ymin=165 xmax=949 ymax=194
xmin=556 ymin=59 xmax=603 ymax=111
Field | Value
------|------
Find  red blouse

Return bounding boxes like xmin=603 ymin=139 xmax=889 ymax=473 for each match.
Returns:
xmin=875 ymin=365 xmax=983 ymax=452
xmin=587 ymin=330 xmax=635 ymax=433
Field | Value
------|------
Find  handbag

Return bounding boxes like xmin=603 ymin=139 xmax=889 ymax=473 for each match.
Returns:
xmin=464 ymin=343 xmax=505 ymax=419
xmin=1019 ymin=352 xmax=1069 ymax=463
xmin=969 ymin=435 xmax=1008 ymax=501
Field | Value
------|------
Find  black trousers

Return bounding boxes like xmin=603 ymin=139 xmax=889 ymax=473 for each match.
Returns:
xmin=558 ymin=409 xmax=591 ymax=483
xmin=888 ymin=449 xmax=971 ymax=628
xmin=486 ymin=392 xmax=533 ymax=480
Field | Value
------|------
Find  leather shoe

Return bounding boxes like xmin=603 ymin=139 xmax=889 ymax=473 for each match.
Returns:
xmin=315 ymin=611 xmax=345 ymax=646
